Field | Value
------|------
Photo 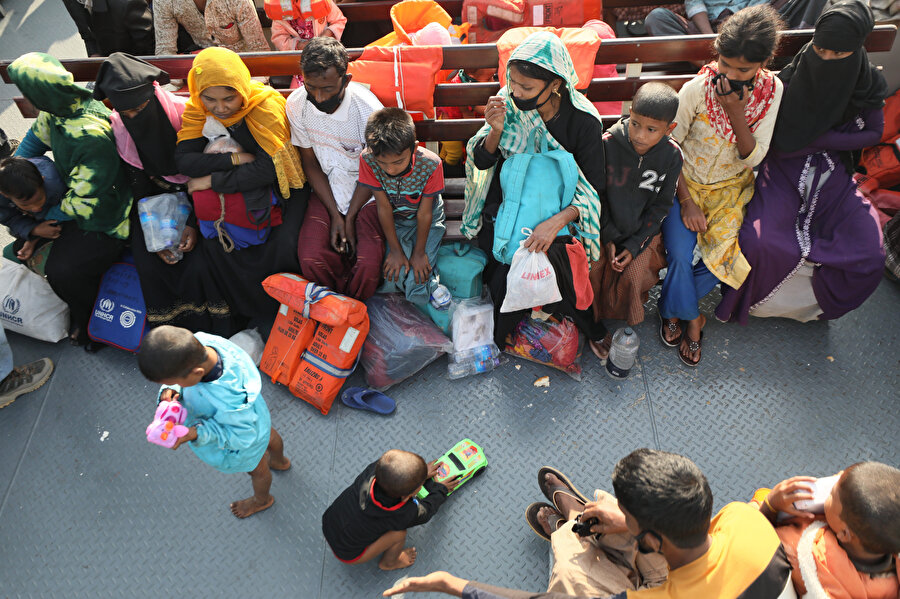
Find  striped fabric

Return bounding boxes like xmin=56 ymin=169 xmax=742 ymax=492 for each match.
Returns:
xmin=462 ymin=31 xmax=605 ymax=261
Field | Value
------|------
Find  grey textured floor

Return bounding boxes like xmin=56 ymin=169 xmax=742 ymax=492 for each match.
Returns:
xmin=1 ymin=2 xmax=899 ymax=597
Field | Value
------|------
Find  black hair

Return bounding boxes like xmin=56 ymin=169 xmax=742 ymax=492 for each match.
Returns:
xmin=137 ymin=325 xmax=208 ymax=382
xmin=374 ymin=450 xmax=428 ymax=498
xmin=0 ymin=157 xmax=43 ymax=200
xmin=714 ymin=4 xmax=783 ymax=64
xmin=365 ymin=107 xmax=416 ymax=157
xmin=631 ymin=82 xmax=679 ymax=124
xmin=838 ymin=462 xmax=900 ymax=555
xmin=612 ymin=448 xmax=713 ymax=549
xmin=508 ymin=59 xmax=565 ymax=86
xmin=301 ymin=37 xmax=349 ymax=78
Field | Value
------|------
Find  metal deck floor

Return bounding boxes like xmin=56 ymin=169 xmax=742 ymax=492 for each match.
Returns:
xmin=1 ymin=281 xmax=898 ymax=598
xmin=1 ymin=2 xmax=899 ymax=596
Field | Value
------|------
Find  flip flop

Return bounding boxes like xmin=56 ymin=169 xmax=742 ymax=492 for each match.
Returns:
xmin=525 ymin=502 xmax=562 ymax=541
xmin=538 ymin=466 xmax=590 ymax=505
xmin=679 ymin=331 xmax=703 ymax=367
xmin=659 ymin=313 xmax=681 ymax=348
xmin=340 ymin=387 xmax=396 ymax=414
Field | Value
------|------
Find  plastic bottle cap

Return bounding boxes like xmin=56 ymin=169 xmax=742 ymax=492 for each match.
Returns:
xmin=624 ymin=328 xmax=634 ymax=335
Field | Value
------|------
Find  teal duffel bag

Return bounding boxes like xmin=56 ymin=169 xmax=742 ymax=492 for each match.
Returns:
xmin=493 ymin=126 xmax=578 ymax=264
xmin=436 ymin=242 xmax=489 ymax=299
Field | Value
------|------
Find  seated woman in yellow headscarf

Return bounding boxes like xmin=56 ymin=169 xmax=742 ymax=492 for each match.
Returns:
xmin=175 ymin=46 xmax=307 ymax=327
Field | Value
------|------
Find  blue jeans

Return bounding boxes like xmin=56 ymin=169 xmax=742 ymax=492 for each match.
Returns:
xmin=0 ymin=326 xmax=13 ymax=381
xmin=658 ymin=201 xmax=720 ymax=321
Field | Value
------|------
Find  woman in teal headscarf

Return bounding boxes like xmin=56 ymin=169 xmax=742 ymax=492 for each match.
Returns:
xmin=9 ymin=52 xmax=132 ymax=349
xmin=463 ymin=32 xmax=608 ymax=354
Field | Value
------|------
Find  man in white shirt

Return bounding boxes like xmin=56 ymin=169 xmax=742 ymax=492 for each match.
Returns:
xmin=286 ymin=37 xmax=385 ymax=300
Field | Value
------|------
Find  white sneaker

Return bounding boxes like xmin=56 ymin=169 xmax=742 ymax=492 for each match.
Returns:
xmin=0 ymin=358 xmax=54 ymax=409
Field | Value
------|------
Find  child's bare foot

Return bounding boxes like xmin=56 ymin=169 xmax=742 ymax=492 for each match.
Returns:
xmin=379 ymin=547 xmax=417 ymax=571
xmin=230 ymin=495 xmax=274 ymax=518
xmin=269 ymin=456 xmax=291 ymax=471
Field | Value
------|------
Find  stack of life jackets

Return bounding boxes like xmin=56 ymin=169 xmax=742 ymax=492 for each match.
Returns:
xmin=260 ymin=273 xmax=369 ymax=415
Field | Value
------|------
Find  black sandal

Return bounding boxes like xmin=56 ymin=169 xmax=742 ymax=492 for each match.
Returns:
xmin=525 ymin=502 xmax=563 ymax=541
xmin=679 ymin=331 xmax=703 ymax=367
xmin=659 ymin=313 xmax=681 ymax=348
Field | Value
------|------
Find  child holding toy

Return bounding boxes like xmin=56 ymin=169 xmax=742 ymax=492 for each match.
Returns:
xmin=322 ymin=449 xmax=460 ymax=570
xmin=138 ymin=325 xmax=290 ymax=518
xmin=358 ymin=107 xmax=450 ymax=307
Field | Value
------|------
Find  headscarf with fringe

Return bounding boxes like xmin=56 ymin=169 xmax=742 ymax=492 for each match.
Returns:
xmin=177 ymin=47 xmax=305 ymax=197
xmin=462 ymin=32 xmax=604 ymax=261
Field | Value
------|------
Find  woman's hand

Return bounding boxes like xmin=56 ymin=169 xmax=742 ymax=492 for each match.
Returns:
xmin=608 ymin=244 xmax=633 ymax=273
xmin=524 ymin=214 xmax=566 ymax=253
xmin=187 ymin=175 xmax=213 ymax=193
xmin=157 ymin=249 xmax=180 ymax=265
xmin=680 ymin=200 xmax=708 ymax=233
xmin=409 ymin=250 xmax=432 ymax=285
xmin=383 ymin=250 xmax=410 ymax=283
xmin=764 ymin=476 xmax=817 ymax=519
xmin=236 ymin=152 xmax=256 ymax=165
xmin=485 ymin=95 xmax=506 ymax=134
xmin=178 ymin=226 xmax=198 ymax=253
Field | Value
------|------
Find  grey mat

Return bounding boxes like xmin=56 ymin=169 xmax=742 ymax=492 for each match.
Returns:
xmin=1 ymin=279 xmax=897 ymax=598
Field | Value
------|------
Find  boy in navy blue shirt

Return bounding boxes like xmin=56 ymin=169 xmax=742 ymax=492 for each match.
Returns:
xmin=0 ymin=156 xmax=67 ymax=263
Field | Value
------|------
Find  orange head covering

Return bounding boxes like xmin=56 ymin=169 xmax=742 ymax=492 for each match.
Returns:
xmin=177 ymin=47 xmax=305 ymax=197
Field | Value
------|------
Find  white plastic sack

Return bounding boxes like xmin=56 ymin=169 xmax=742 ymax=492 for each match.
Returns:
xmin=450 ymin=290 xmax=494 ymax=352
xmin=229 ymin=328 xmax=264 ymax=365
xmin=0 ymin=258 xmax=69 ymax=342
xmin=500 ymin=243 xmax=562 ymax=313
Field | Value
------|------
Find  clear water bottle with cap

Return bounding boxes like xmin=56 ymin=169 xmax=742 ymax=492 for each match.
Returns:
xmin=448 ymin=343 xmax=500 ymax=379
xmin=606 ymin=327 xmax=640 ymax=379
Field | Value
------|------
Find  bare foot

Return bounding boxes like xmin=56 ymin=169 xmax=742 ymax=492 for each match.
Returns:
xmin=269 ymin=456 xmax=291 ymax=471
xmin=589 ymin=333 xmax=612 ymax=362
xmin=536 ymin=506 xmax=563 ymax=537
xmin=544 ymin=472 xmax=586 ymax=520
xmin=379 ymin=547 xmax=417 ymax=571
xmin=230 ymin=495 xmax=274 ymax=518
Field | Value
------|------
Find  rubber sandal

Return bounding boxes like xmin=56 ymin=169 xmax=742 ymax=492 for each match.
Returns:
xmin=551 ymin=488 xmax=587 ymax=516
xmin=679 ymin=331 xmax=703 ymax=367
xmin=525 ymin=502 xmax=561 ymax=541
xmin=589 ymin=335 xmax=612 ymax=365
xmin=340 ymin=386 xmax=396 ymax=414
xmin=538 ymin=466 xmax=590 ymax=505
xmin=658 ymin=313 xmax=681 ymax=348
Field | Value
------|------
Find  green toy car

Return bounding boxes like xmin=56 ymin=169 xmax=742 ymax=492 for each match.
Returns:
xmin=417 ymin=438 xmax=487 ymax=499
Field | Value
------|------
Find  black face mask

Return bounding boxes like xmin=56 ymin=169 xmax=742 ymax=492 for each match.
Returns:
xmin=306 ymin=76 xmax=347 ymax=113
xmin=635 ymin=529 xmax=663 ymax=554
xmin=712 ymin=72 xmax=755 ymax=100
xmin=511 ymin=80 xmax=553 ymax=112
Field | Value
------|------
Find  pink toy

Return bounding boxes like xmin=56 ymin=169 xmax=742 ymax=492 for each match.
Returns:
xmin=146 ymin=399 xmax=190 ymax=448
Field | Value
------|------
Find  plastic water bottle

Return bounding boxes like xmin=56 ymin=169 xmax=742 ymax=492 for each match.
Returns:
xmin=606 ymin=327 xmax=640 ymax=379
xmin=430 ymin=283 xmax=452 ymax=310
xmin=448 ymin=344 xmax=500 ymax=379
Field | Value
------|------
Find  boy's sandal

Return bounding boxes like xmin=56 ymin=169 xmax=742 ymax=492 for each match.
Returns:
xmin=679 ymin=331 xmax=703 ymax=367
xmin=525 ymin=502 xmax=563 ymax=541
xmin=538 ymin=466 xmax=590 ymax=505
xmin=658 ymin=313 xmax=681 ymax=348
xmin=588 ymin=336 xmax=611 ymax=365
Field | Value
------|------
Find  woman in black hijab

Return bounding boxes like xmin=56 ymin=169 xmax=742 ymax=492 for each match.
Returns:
xmin=94 ymin=52 xmax=235 ymax=336
xmin=716 ymin=0 xmax=887 ymax=326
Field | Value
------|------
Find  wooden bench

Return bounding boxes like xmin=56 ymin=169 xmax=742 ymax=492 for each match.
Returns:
xmin=2 ymin=25 xmax=895 ymax=239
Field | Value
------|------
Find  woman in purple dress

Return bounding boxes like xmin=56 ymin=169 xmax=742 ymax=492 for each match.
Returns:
xmin=716 ymin=0 xmax=887 ymax=325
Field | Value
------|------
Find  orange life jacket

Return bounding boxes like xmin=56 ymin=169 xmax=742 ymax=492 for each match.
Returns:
xmin=497 ymin=27 xmax=603 ymax=90
xmin=347 ymin=45 xmax=444 ymax=118
xmin=463 ymin=0 xmax=603 ymax=43
xmin=860 ymin=134 xmax=900 ymax=189
xmin=264 ymin=0 xmax=331 ymax=22
xmin=371 ymin=0 xmax=470 ymax=46
xmin=259 ymin=273 xmax=369 ymax=414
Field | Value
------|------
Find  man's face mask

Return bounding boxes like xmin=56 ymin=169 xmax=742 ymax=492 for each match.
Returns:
xmin=306 ymin=75 xmax=347 ymax=113
xmin=712 ymin=72 xmax=755 ymax=100
xmin=511 ymin=80 xmax=552 ymax=112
